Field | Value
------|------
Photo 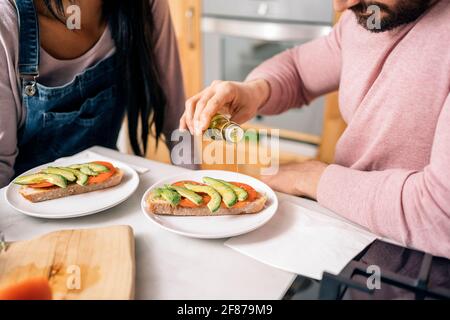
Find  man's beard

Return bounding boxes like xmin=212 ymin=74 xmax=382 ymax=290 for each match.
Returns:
xmin=351 ymin=0 xmax=433 ymax=33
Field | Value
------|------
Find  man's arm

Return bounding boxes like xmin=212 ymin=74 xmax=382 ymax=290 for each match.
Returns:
xmin=246 ymin=14 xmax=345 ymax=115
xmin=317 ymin=93 xmax=450 ymax=258
xmin=179 ymin=13 xmax=347 ymax=138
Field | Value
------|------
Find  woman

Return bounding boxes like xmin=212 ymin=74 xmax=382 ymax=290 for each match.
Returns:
xmin=0 ymin=0 xmax=185 ymax=187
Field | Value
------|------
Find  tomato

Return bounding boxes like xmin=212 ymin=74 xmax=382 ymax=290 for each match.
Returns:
xmin=0 ymin=278 xmax=52 ymax=300
xmin=29 ymin=182 xmax=55 ymax=189
xmin=88 ymin=161 xmax=116 ymax=185
xmin=229 ymin=182 xmax=259 ymax=208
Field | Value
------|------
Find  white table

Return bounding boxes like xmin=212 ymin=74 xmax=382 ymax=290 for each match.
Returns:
xmin=1 ymin=146 xmax=302 ymax=299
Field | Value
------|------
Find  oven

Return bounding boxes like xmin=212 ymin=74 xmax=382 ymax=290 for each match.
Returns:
xmin=202 ymin=0 xmax=334 ymax=156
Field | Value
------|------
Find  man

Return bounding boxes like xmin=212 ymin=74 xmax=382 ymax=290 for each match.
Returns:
xmin=180 ymin=0 xmax=450 ymax=260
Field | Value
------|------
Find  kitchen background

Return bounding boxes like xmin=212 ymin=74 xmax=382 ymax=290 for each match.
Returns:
xmin=137 ymin=0 xmax=347 ymax=176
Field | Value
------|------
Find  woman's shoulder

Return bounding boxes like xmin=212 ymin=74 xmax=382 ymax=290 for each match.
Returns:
xmin=0 ymin=0 xmax=19 ymax=45
xmin=150 ymin=0 xmax=169 ymax=13
xmin=0 ymin=0 xmax=18 ymax=24
xmin=150 ymin=0 xmax=171 ymax=26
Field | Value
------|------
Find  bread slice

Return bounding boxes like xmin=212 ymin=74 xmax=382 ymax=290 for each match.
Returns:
xmin=147 ymin=194 xmax=267 ymax=216
xmin=19 ymin=169 xmax=124 ymax=203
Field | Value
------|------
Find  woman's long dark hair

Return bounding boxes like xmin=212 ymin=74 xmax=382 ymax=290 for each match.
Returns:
xmin=42 ymin=0 xmax=167 ymax=156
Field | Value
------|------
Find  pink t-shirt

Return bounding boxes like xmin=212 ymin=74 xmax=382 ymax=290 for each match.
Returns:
xmin=247 ymin=1 xmax=450 ymax=258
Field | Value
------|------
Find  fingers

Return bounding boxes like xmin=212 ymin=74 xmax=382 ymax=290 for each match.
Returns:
xmin=196 ymin=87 xmax=232 ymax=132
xmin=181 ymin=81 xmax=236 ymax=135
xmin=184 ymin=94 xmax=200 ymax=133
xmin=179 ymin=114 xmax=188 ymax=132
xmin=192 ymin=90 xmax=215 ymax=135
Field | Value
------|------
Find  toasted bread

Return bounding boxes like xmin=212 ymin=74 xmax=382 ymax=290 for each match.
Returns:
xmin=19 ymin=169 xmax=124 ymax=203
xmin=147 ymin=194 xmax=267 ymax=216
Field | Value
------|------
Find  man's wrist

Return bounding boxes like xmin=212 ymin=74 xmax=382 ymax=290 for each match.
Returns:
xmin=246 ymin=79 xmax=271 ymax=111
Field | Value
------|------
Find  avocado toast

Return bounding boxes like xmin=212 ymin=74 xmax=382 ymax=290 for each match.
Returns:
xmin=13 ymin=161 xmax=123 ymax=203
xmin=146 ymin=177 xmax=267 ymax=216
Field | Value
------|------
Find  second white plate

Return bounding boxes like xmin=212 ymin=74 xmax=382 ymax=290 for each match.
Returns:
xmin=141 ymin=170 xmax=278 ymax=239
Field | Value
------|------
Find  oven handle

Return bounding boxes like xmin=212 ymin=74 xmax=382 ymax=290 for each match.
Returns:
xmin=202 ymin=17 xmax=332 ymax=42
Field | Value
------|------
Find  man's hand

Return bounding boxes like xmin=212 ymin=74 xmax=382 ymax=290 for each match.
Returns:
xmin=180 ymin=79 xmax=270 ymax=135
xmin=260 ymin=161 xmax=328 ymax=200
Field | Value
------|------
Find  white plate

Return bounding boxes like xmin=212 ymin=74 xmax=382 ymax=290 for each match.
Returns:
xmin=141 ymin=170 xmax=278 ymax=239
xmin=5 ymin=155 xmax=139 ymax=219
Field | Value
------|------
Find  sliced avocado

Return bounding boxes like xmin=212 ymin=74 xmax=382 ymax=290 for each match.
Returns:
xmin=69 ymin=164 xmax=98 ymax=176
xmin=58 ymin=167 xmax=89 ymax=186
xmin=80 ymin=166 xmax=99 ymax=176
xmin=218 ymin=179 xmax=248 ymax=201
xmin=202 ymin=177 xmax=237 ymax=208
xmin=85 ymin=162 xmax=109 ymax=173
xmin=13 ymin=173 xmax=67 ymax=188
xmin=149 ymin=188 xmax=163 ymax=201
xmin=168 ymin=185 xmax=203 ymax=206
xmin=42 ymin=167 xmax=76 ymax=182
xmin=69 ymin=163 xmax=109 ymax=173
xmin=184 ymin=184 xmax=221 ymax=213
xmin=157 ymin=188 xmax=181 ymax=206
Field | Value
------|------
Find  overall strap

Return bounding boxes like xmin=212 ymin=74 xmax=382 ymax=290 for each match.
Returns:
xmin=14 ymin=0 xmax=40 ymax=96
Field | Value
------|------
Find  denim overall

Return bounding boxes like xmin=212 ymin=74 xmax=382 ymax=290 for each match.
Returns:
xmin=13 ymin=0 xmax=125 ymax=176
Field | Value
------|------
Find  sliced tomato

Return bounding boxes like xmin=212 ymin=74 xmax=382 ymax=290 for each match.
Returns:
xmin=229 ymin=182 xmax=258 ymax=208
xmin=172 ymin=181 xmax=205 ymax=187
xmin=0 ymin=277 xmax=52 ymax=300
xmin=29 ymin=182 xmax=55 ymax=189
xmin=230 ymin=182 xmax=257 ymax=201
xmin=179 ymin=194 xmax=211 ymax=208
xmin=88 ymin=161 xmax=116 ymax=185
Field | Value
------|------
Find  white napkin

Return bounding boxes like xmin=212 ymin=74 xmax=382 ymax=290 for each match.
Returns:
xmin=225 ymin=200 xmax=377 ymax=280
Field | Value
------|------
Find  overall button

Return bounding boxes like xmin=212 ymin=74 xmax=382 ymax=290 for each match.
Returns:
xmin=24 ymin=82 xmax=37 ymax=97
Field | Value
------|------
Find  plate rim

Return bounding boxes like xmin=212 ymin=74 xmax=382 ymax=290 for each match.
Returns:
xmin=5 ymin=157 xmax=140 ymax=219
xmin=140 ymin=169 xmax=279 ymax=239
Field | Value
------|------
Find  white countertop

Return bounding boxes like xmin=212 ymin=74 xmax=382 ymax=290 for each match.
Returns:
xmin=0 ymin=146 xmax=298 ymax=299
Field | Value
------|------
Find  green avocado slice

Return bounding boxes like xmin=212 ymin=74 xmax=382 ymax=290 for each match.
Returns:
xmin=218 ymin=180 xmax=248 ymax=202
xmin=168 ymin=185 xmax=203 ymax=206
xmin=154 ymin=187 xmax=181 ymax=206
xmin=57 ymin=167 xmax=89 ymax=186
xmin=41 ymin=167 xmax=76 ymax=182
xmin=13 ymin=173 xmax=67 ymax=188
xmin=184 ymin=184 xmax=222 ymax=213
xmin=202 ymin=177 xmax=237 ymax=208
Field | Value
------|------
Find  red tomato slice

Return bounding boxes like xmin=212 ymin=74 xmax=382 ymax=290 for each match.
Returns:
xmin=88 ymin=161 xmax=116 ymax=185
xmin=229 ymin=182 xmax=259 ymax=208
xmin=29 ymin=182 xmax=55 ymax=189
xmin=0 ymin=278 xmax=52 ymax=300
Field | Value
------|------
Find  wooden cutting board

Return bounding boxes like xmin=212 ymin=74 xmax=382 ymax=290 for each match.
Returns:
xmin=0 ymin=225 xmax=135 ymax=300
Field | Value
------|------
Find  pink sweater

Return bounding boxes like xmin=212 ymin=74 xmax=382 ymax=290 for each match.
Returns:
xmin=247 ymin=1 xmax=450 ymax=258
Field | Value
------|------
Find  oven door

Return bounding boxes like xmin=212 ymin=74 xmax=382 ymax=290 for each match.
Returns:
xmin=202 ymin=17 xmax=332 ymax=155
